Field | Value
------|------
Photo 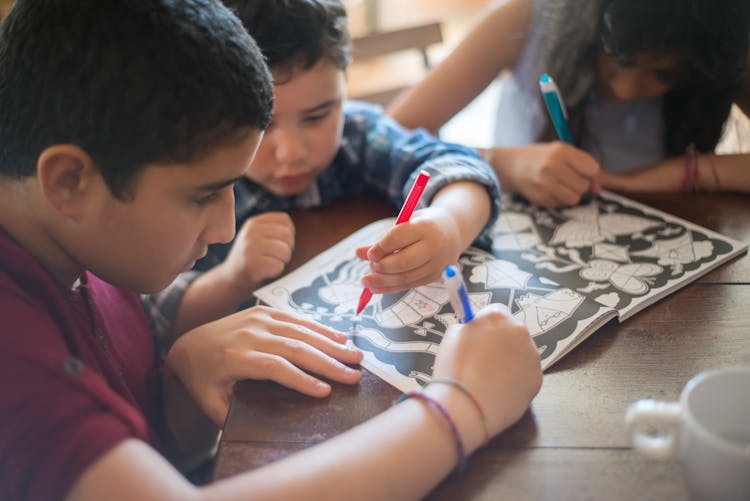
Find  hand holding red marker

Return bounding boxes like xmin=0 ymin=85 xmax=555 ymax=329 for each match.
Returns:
xmin=355 ymin=170 xmax=431 ymax=314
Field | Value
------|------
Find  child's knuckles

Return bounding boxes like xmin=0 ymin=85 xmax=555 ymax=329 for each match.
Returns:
xmin=255 ymin=354 xmax=289 ymax=377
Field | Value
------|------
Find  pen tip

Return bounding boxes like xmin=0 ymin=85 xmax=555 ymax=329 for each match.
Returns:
xmin=355 ymin=288 xmax=372 ymax=315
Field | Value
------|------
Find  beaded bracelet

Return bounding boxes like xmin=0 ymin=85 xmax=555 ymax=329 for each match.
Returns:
xmin=395 ymin=390 xmax=468 ymax=474
xmin=682 ymin=144 xmax=698 ymax=192
xmin=708 ymin=154 xmax=721 ymax=190
xmin=683 ymin=146 xmax=722 ymax=192
xmin=426 ymin=377 xmax=490 ymax=445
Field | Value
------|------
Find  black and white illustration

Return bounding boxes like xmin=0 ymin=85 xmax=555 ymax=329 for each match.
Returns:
xmin=255 ymin=191 xmax=746 ymax=392
xmin=492 ymin=191 xmax=745 ymax=320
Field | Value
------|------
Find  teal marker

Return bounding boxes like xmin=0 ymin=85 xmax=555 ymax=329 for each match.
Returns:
xmin=539 ymin=73 xmax=572 ymax=143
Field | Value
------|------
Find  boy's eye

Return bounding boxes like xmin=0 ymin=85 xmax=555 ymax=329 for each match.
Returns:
xmin=193 ymin=191 xmax=220 ymax=206
xmin=304 ymin=110 xmax=330 ymax=124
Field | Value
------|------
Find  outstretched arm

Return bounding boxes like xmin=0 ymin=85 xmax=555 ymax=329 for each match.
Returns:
xmin=601 ymin=70 xmax=750 ymax=194
xmin=387 ymin=0 xmax=533 ymax=134
xmin=600 ymin=152 xmax=750 ymax=193
xmin=66 ymin=305 xmax=542 ymax=501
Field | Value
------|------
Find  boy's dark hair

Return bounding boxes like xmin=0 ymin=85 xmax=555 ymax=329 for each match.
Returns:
xmin=222 ymin=0 xmax=351 ymax=82
xmin=543 ymin=0 xmax=750 ymax=155
xmin=0 ymin=0 xmax=274 ymax=199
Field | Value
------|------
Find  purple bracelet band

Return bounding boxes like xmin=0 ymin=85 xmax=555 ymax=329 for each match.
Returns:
xmin=395 ymin=390 xmax=468 ymax=474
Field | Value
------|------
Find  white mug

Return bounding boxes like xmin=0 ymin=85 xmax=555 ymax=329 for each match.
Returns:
xmin=625 ymin=367 xmax=750 ymax=501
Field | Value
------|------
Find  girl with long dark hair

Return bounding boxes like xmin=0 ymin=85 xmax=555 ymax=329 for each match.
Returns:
xmin=389 ymin=0 xmax=750 ymax=206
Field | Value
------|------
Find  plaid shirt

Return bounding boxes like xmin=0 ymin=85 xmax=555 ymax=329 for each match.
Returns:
xmin=142 ymin=100 xmax=501 ymax=338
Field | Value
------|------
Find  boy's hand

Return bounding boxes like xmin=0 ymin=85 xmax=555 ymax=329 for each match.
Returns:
xmin=165 ymin=306 xmax=363 ymax=425
xmin=221 ymin=212 xmax=295 ymax=296
xmin=355 ymin=206 xmax=462 ymax=294
xmin=496 ymin=142 xmax=600 ymax=208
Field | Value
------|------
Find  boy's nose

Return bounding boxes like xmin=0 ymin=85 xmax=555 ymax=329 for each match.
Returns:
xmin=205 ymin=188 xmax=236 ymax=245
xmin=272 ymin=126 xmax=306 ymax=164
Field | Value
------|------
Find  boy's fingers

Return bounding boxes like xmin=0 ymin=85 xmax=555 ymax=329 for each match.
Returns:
xmin=369 ymin=242 xmax=430 ymax=274
xmin=251 ymin=352 xmax=334 ymax=396
xmin=355 ymin=245 xmax=371 ymax=260
xmin=266 ymin=308 xmax=349 ymax=344
xmin=258 ymin=314 xmax=364 ymax=366
xmin=238 ymin=351 xmax=354 ymax=395
xmin=260 ymin=239 xmax=294 ymax=262
xmin=363 ymin=261 xmax=437 ymax=293
xmin=258 ymin=334 xmax=363 ymax=377
xmin=368 ymin=225 xmax=420 ymax=260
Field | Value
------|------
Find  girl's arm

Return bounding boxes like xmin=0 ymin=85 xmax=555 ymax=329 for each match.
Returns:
xmin=387 ymin=0 xmax=534 ymax=134
xmin=601 ymin=68 xmax=750 ymax=194
xmin=66 ymin=305 xmax=543 ymax=501
xmin=599 ymin=153 xmax=750 ymax=193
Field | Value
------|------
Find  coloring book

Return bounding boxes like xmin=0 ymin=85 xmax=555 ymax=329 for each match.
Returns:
xmin=254 ymin=191 xmax=747 ymax=392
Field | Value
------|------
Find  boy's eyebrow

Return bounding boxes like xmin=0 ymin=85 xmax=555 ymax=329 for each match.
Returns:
xmin=303 ymin=97 xmax=341 ymax=114
xmin=194 ymin=176 xmax=244 ymax=192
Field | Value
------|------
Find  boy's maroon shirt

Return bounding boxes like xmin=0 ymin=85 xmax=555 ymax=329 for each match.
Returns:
xmin=0 ymin=226 xmax=162 ymax=501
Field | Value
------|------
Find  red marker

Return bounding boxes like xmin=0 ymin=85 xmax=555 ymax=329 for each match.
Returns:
xmin=355 ymin=170 xmax=431 ymax=314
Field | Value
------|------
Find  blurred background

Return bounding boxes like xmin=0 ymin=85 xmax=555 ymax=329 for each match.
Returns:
xmin=0 ymin=0 xmax=744 ymax=151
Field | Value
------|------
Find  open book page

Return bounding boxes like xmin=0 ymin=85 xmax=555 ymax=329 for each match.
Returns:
xmin=493 ymin=190 xmax=747 ymax=321
xmin=255 ymin=191 xmax=746 ymax=392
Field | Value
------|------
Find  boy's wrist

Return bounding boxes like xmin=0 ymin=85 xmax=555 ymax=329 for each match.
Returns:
xmin=209 ymin=262 xmax=257 ymax=299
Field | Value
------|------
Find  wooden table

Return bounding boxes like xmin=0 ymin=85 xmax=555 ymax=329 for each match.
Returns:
xmin=212 ymin=192 xmax=750 ymax=500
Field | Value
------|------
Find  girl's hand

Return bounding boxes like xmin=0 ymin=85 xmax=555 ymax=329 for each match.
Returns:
xmin=431 ymin=304 xmax=542 ymax=442
xmin=492 ymin=142 xmax=600 ymax=207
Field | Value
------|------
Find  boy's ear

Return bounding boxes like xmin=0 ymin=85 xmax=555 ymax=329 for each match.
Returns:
xmin=36 ymin=145 xmax=100 ymax=220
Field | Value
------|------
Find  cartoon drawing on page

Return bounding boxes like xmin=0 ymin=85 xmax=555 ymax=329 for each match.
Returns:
xmin=255 ymin=191 xmax=746 ymax=392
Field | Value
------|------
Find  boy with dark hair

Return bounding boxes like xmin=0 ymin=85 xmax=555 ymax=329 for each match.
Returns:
xmin=0 ymin=1 xmax=541 ymax=499
xmin=160 ymin=0 xmax=503 ymax=332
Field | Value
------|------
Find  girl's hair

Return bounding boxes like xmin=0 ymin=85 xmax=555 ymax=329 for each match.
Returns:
xmin=541 ymin=0 xmax=749 ymax=154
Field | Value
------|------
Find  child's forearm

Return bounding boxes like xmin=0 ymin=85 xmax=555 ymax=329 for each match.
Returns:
xmin=170 ymin=266 xmax=257 ymax=337
xmin=430 ymin=181 xmax=492 ymax=250
xmin=600 ymin=152 xmax=750 ymax=193
xmin=479 ymin=146 xmax=521 ymax=193
xmin=696 ymin=153 xmax=750 ymax=192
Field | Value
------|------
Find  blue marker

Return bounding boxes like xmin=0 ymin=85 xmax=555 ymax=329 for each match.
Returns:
xmin=443 ymin=265 xmax=474 ymax=323
xmin=539 ymin=73 xmax=572 ymax=143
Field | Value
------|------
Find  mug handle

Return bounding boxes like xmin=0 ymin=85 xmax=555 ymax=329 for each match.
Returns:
xmin=625 ymin=399 xmax=681 ymax=460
